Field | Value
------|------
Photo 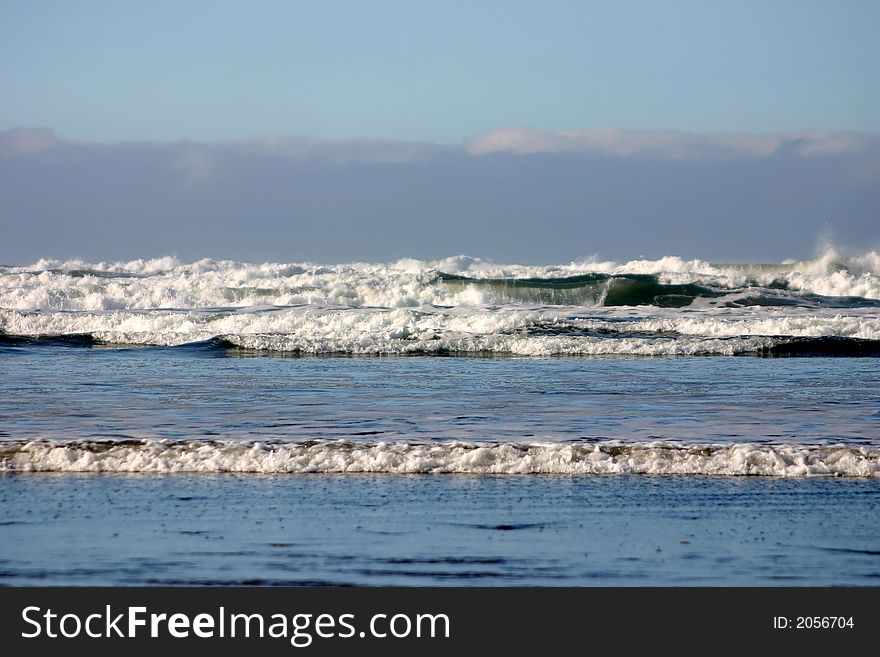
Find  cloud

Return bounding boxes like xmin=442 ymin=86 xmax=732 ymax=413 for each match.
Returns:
xmin=4 ymin=126 xmax=874 ymax=166
xmin=226 ymin=135 xmax=448 ymax=164
xmin=174 ymin=146 xmax=217 ymax=184
xmin=466 ymin=128 xmax=880 ymax=159
xmin=168 ymin=136 xmax=448 ymax=184
xmin=1 ymin=125 xmax=877 ymax=265
xmin=0 ymin=127 xmax=63 ymax=156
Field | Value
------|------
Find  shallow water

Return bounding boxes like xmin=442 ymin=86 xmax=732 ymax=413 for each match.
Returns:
xmin=2 ymin=348 xmax=879 ymax=448
xmin=2 ymin=473 xmax=878 ymax=586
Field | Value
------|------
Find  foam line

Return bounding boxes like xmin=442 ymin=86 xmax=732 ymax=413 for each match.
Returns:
xmin=2 ymin=440 xmax=877 ymax=477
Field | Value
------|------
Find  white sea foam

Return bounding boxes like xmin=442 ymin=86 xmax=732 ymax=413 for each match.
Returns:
xmin=2 ymin=439 xmax=877 ymax=477
xmin=1 ymin=304 xmax=878 ymax=354
xmin=2 ymin=251 xmax=878 ymax=312
xmin=2 ymin=252 xmax=879 ymax=355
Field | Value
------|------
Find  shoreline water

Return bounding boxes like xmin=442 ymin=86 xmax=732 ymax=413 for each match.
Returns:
xmin=2 ymin=472 xmax=878 ymax=586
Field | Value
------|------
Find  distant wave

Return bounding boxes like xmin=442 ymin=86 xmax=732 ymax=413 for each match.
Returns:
xmin=437 ymin=271 xmax=880 ymax=308
xmin=438 ymin=272 xmax=723 ymax=307
xmin=2 ymin=250 xmax=879 ymax=356
xmin=2 ymin=439 xmax=877 ymax=477
xmin=7 ymin=332 xmax=878 ymax=357
xmin=2 ymin=297 xmax=880 ymax=356
xmin=2 ymin=249 xmax=879 ymax=311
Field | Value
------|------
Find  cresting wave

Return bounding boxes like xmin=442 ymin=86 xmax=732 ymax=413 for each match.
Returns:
xmin=1 ymin=250 xmax=879 ymax=356
xmin=2 ymin=310 xmax=880 ymax=356
xmin=1 ymin=439 xmax=877 ymax=477
xmin=3 ymin=250 xmax=880 ymax=310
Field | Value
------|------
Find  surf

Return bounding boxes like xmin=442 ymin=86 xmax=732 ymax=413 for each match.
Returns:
xmin=3 ymin=438 xmax=877 ymax=477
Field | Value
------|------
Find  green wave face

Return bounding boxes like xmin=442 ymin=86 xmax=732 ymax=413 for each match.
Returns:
xmin=439 ymin=273 xmax=724 ymax=307
xmin=436 ymin=268 xmax=880 ymax=308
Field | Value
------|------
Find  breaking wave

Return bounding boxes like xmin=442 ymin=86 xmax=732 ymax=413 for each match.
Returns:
xmin=2 ymin=439 xmax=877 ymax=477
xmin=2 ymin=250 xmax=879 ymax=356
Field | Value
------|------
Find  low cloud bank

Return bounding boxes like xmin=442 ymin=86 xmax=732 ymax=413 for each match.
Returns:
xmin=1 ymin=127 xmax=878 ymax=264
xmin=466 ymin=128 xmax=879 ymax=159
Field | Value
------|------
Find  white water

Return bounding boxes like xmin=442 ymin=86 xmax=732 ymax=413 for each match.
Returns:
xmin=2 ymin=305 xmax=878 ymax=354
xmin=2 ymin=251 xmax=879 ymax=311
xmin=3 ymin=439 xmax=877 ymax=477
xmin=2 ymin=251 xmax=879 ymax=355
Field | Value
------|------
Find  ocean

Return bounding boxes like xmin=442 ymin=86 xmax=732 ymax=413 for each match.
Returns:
xmin=1 ymin=252 xmax=879 ymax=585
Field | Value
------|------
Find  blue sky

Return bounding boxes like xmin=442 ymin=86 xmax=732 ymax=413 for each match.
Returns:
xmin=2 ymin=0 xmax=878 ymax=143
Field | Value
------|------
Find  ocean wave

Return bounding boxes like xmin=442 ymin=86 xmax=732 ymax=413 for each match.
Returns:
xmin=3 ymin=251 xmax=879 ymax=356
xmin=1 ymin=250 xmax=878 ymax=312
xmin=2 ymin=305 xmax=879 ymax=355
xmin=2 ymin=439 xmax=877 ymax=477
xmin=0 ymin=306 xmax=880 ymax=356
